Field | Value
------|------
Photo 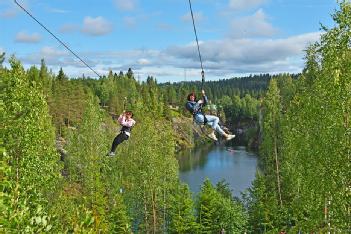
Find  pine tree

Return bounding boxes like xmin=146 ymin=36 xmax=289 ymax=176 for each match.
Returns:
xmin=126 ymin=67 xmax=134 ymax=79
xmin=168 ymin=184 xmax=198 ymax=233
xmin=0 ymin=52 xmax=5 ymax=67
xmin=39 ymin=59 xmax=53 ymax=98
xmin=27 ymin=65 xmax=40 ymax=84
xmin=197 ymin=179 xmax=217 ymax=233
xmin=243 ymin=172 xmax=276 ymax=233
xmin=57 ymin=67 xmax=68 ymax=81
xmin=197 ymin=179 xmax=247 ymax=233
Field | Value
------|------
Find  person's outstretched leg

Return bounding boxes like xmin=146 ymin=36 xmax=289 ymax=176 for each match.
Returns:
xmin=195 ymin=114 xmax=218 ymax=140
xmin=204 ymin=115 xmax=225 ymax=135
xmin=108 ymin=132 xmax=128 ymax=156
xmin=205 ymin=115 xmax=235 ymax=140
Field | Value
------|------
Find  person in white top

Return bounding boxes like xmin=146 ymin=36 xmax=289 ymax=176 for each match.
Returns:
xmin=107 ymin=111 xmax=136 ymax=156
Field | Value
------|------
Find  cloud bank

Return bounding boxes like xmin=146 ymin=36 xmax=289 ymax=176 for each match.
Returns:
xmin=229 ymin=9 xmax=277 ymax=38
xmin=81 ymin=16 xmax=113 ymax=36
xmin=229 ymin=0 xmax=266 ymax=10
xmin=114 ymin=0 xmax=137 ymax=11
xmin=15 ymin=31 xmax=41 ymax=43
xmin=16 ymin=31 xmax=319 ymax=81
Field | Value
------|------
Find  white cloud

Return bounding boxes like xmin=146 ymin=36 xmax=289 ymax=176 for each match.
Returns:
xmin=13 ymin=31 xmax=320 ymax=81
xmin=48 ymin=8 xmax=69 ymax=14
xmin=81 ymin=16 xmax=113 ymax=36
xmin=15 ymin=31 xmax=41 ymax=43
xmin=114 ymin=0 xmax=137 ymax=11
xmin=40 ymin=46 xmax=69 ymax=58
xmin=18 ymin=46 xmax=64 ymax=67
xmin=137 ymin=58 xmax=151 ymax=65
xmin=165 ymin=32 xmax=321 ymax=75
xmin=0 ymin=8 xmax=17 ymax=18
xmin=19 ymin=46 xmax=98 ymax=71
xmin=229 ymin=9 xmax=277 ymax=38
xmin=23 ymin=46 xmax=68 ymax=65
xmin=181 ymin=12 xmax=204 ymax=23
xmin=123 ymin=16 xmax=137 ymax=28
xmin=229 ymin=0 xmax=266 ymax=10
xmin=1 ymin=0 xmax=30 ymax=18
xmin=59 ymin=23 xmax=79 ymax=33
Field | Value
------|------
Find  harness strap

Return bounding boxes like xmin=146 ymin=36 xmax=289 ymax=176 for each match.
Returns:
xmin=193 ymin=113 xmax=208 ymax=125
xmin=203 ymin=114 xmax=208 ymax=125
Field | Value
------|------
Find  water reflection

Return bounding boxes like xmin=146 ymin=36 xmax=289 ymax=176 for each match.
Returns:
xmin=177 ymin=145 xmax=258 ymax=197
xmin=177 ymin=144 xmax=213 ymax=172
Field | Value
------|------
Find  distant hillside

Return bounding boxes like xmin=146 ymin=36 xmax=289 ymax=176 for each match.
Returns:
xmin=160 ymin=73 xmax=300 ymax=103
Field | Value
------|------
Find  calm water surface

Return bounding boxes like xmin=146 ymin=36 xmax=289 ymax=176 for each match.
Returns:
xmin=177 ymin=144 xmax=258 ymax=197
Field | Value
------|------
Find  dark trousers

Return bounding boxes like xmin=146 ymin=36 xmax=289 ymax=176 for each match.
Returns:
xmin=110 ymin=132 xmax=129 ymax=153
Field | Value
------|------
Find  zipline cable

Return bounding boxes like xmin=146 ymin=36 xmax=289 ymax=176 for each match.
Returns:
xmin=188 ymin=0 xmax=205 ymax=89
xmin=188 ymin=0 xmax=213 ymax=135
xmin=14 ymin=0 xmax=102 ymax=78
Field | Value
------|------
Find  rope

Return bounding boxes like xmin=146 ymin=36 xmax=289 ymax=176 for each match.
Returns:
xmin=123 ymin=97 xmax=127 ymax=111
xmin=188 ymin=0 xmax=209 ymax=135
xmin=14 ymin=0 xmax=102 ymax=78
xmin=188 ymin=0 xmax=205 ymax=89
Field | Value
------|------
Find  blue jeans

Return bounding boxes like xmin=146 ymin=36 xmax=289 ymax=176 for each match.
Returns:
xmin=194 ymin=114 xmax=225 ymax=136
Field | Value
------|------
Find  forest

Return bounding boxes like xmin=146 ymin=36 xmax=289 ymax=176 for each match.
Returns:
xmin=1 ymin=1 xmax=350 ymax=233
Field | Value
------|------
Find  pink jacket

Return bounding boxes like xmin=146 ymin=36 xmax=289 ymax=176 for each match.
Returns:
xmin=118 ymin=114 xmax=136 ymax=128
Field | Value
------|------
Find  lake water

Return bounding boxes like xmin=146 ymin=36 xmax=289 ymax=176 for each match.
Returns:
xmin=177 ymin=144 xmax=258 ymax=198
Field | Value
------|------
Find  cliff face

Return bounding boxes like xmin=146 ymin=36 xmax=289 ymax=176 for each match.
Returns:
xmin=171 ymin=116 xmax=210 ymax=151
xmin=225 ymin=118 xmax=259 ymax=151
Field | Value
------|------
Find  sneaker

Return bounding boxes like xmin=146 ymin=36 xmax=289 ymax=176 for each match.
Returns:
xmin=225 ymin=134 xmax=236 ymax=141
xmin=208 ymin=132 xmax=218 ymax=141
xmin=107 ymin=152 xmax=115 ymax=157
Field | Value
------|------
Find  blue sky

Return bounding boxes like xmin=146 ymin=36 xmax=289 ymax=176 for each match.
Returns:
xmin=0 ymin=0 xmax=339 ymax=82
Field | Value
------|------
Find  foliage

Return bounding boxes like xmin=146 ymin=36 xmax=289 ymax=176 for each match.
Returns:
xmin=0 ymin=52 xmax=5 ymax=66
xmin=1 ymin=57 xmax=61 ymax=232
xmin=197 ymin=179 xmax=247 ymax=233
xmin=2 ymin=2 xmax=349 ymax=232
xmin=168 ymin=183 xmax=198 ymax=233
xmin=247 ymin=1 xmax=351 ymax=232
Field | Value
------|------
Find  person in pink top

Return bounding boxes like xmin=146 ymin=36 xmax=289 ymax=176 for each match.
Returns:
xmin=107 ymin=111 xmax=136 ymax=156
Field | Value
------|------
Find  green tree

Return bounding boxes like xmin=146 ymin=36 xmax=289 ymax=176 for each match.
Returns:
xmin=197 ymin=179 xmax=217 ymax=233
xmin=65 ymin=94 xmax=110 ymax=232
xmin=231 ymin=95 xmax=242 ymax=120
xmin=0 ymin=52 xmax=5 ymax=67
xmin=56 ymin=67 xmax=68 ymax=81
xmin=281 ymin=1 xmax=351 ymax=230
xmin=126 ymin=67 xmax=134 ymax=79
xmin=276 ymin=74 xmax=296 ymax=111
xmin=168 ymin=184 xmax=198 ymax=233
xmin=2 ymin=57 xmax=61 ymax=232
xmin=243 ymin=172 xmax=276 ymax=233
xmin=109 ymin=194 xmax=132 ymax=233
xmin=39 ymin=59 xmax=53 ymax=98
xmin=117 ymin=117 xmax=178 ymax=233
xmin=197 ymin=179 xmax=247 ymax=233
xmin=261 ymin=79 xmax=283 ymax=208
xmin=27 ymin=65 xmax=40 ymax=84
xmin=243 ymin=94 xmax=258 ymax=119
